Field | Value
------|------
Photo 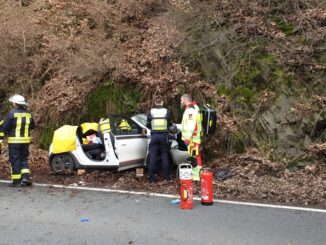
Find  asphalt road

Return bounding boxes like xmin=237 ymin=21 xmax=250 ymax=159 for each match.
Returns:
xmin=0 ymin=183 xmax=325 ymax=245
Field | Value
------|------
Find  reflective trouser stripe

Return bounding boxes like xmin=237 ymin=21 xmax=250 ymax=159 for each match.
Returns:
xmin=12 ymin=174 xmax=21 ymax=180
xmin=21 ymin=168 xmax=30 ymax=174
xmin=188 ymin=143 xmax=200 ymax=156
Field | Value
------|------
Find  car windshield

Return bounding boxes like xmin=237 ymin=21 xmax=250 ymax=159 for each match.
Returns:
xmin=131 ymin=114 xmax=147 ymax=127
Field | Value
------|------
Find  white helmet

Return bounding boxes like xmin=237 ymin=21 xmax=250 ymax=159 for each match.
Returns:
xmin=9 ymin=94 xmax=28 ymax=106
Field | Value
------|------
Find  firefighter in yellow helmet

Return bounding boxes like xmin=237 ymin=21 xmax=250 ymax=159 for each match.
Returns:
xmin=180 ymin=94 xmax=202 ymax=181
xmin=119 ymin=119 xmax=131 ymax=132
xmin=3 ymin=94 xmax=35 ymax=187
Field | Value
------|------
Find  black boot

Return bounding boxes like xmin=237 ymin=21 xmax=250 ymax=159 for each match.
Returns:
xmin=12 ymin=180 xmax=22 ymax=187
xmin=21 ymin=174 xmax=32 ymax=186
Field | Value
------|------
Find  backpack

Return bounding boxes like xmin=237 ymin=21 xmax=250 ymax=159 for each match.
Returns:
xmin=200 ymin=104 xmax=217 ymax=135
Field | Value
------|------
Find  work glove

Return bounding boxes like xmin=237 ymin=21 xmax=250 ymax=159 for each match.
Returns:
xmin=184 ymin=139 xmax=190 ymax=146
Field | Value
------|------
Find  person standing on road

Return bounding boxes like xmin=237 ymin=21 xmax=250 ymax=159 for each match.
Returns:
xmin=146 ymin=95 xmax=173 ymax=183
xmin=3 ymin=94 xmax=35 ymax=187
xmin=180 ymin=94 xmax=203 ymax=181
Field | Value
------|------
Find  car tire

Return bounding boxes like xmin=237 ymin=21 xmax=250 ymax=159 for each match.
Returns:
xmin=50 ymin=153 xmax=75 ymax=174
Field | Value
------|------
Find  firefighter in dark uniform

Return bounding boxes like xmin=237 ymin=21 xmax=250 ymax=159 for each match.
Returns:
xmin=3 ymin=94 xmax=35 ymax=187
xmin=146 ymin=95 xmax=173 ymax=183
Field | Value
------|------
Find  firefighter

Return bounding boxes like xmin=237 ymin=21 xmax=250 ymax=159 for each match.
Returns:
xmin=3 ymin=94 xmax=35 ymax=187
xmin=180 ymin=94 xmax=202 ymax=181
xmin=99 ymin=118 xmax=111 ymax=134
xmin=119 ymin=119 xmax=131 ymax=132
xmin=146 ymin=95 xmax=173 ymax=183
xmin=0 ymin=115 xmax=3 ymax=155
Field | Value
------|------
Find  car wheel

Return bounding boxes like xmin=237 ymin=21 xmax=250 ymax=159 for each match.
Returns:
xmin=50 ymin=154 xmax=75 ymax=174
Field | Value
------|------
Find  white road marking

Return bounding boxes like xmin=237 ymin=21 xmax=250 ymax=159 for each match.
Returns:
xmin=1 ymin=179 xmax=326 ymax=213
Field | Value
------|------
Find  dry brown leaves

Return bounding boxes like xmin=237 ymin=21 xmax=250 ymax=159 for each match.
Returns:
xmin=214 ymin=148 xmax=326 ymax=207
xmin=308 ymin=143 xmax=326 ymax=154
xmin=0 ymin=143 xmax=325 ymax=208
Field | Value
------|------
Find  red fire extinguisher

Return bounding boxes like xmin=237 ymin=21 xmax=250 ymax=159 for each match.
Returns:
xmin=200 ymin=168 xmax=214 ymax=206
xmin=179 ymin=163 xmax=193 ymax=209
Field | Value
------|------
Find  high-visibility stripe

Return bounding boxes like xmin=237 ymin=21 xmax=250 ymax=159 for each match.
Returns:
xmin=12 ymin=174 xmax=21 ymax=180
xmin=0 ymin=119 xmax=3 ymax=125
xmin=24 ymin=116 xmax=30 ymax=137
xmin=151 ymin=108 xmax=168 ymax=131
xmin=13 ymin=113 xmax=31 ymax=139
xmin=8 ymin=137 xmax=30 ymax=144
xmin=0 ymin=133 xmax=4 ymax=136
xmin=14 ymin=113 xmax=31 ymax=117
xmin=152 ymin=119 xmax=167 ymax=131
xmin=15 ymin=115 xmax=22 ymax=138
xmin=21 ymin=169 xmax=30 ymax=174
xmin=99 ymin=119 xmax=111 ymax=133
xmin=181 ymin=104 xmax=202 ymax=144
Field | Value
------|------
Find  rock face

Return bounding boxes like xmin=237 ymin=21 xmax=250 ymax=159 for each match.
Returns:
xmin=258 ymin=94 xmax=325 ymax=158
xmin=176 ymin=0 xmax=325 ymax=162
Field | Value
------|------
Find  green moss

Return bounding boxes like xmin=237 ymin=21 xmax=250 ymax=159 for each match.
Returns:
xmin=233 ymin=86 xmax=256 ymax=104
xmin=274 ymin=18 xmax=295 ymax=36
xmin=273 ymin=68 xmax=292 ymax=87
xmin=235 ymin=66 xmax=258 ymax=86
xmin=82 ymin=80 xmax=140 ymax=121
xmin=234 ymin=51 xmax=293 ymax=104
xmin=38 ymin=125 xmax=56 ymax=150
xmin=217 ymin=84 xmax=230 ymax=96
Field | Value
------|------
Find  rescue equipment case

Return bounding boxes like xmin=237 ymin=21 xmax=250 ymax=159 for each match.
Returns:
xmin=200 ymin=104 xmax=217 ymax=135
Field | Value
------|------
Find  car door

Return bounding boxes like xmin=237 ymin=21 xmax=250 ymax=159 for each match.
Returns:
xmin=110 ymin=115 xmax=148 ymax=169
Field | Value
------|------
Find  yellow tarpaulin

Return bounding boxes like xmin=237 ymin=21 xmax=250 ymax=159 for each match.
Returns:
xmin=80 ymin=122 xmax=99 ymax=134
xmin=52 ymin=125 xmax=78 ymax=154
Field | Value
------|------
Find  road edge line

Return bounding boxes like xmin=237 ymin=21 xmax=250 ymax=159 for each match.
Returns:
xmin=1 ymin=179 xmax=325 ymax=213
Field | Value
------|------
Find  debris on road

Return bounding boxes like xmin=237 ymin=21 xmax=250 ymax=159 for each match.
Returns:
xmin=80 ymin=217 xmax=90 ymax=222
xmin=171 ymin=199 xmax=180 ymax=204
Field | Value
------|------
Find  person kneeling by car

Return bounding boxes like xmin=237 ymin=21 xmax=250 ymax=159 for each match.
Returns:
xmin=146 ymin=95 xmax=173 ymax=184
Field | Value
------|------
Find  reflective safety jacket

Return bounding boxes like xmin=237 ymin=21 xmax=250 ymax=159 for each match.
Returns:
xmin=0 ymin=116 xmax=4 ymax=143
xmin=99 ymin=118 xmax=111 ymax=134
xmin=3 ymin=107 xmax=35 ymax=144
xmin=181 ymin=102 xmax=202 ymax=144
xmin=119 ymin=119 xmax=131 ymax=131
xmin=146 ymin=106 xmax=172 ymax=133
